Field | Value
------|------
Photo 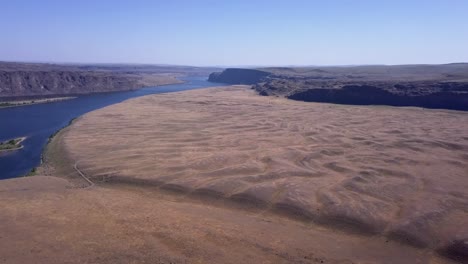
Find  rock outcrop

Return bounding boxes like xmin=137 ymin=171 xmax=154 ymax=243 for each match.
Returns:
xmin=0 ymin=62 xmax=219 ymax=98
xmin=286 ymin=84 xmax=468 ymax=111
xmin=0 ymin=71 xmax=146 ymax=97
xmin=211 ymin=64 xmax=468 ymax=111
xmin=208 ymin=68 xmax=271 ymax=84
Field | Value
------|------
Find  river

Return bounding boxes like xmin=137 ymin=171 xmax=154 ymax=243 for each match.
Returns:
xmin=0 ymin=76 xmax=221 ymax=179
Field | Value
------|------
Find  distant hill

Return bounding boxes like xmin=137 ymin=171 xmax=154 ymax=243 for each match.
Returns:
xmin=0 ymin=62 xmax=219 ymax=99
xmin=209 ymin=64 xmax=468 ymax=111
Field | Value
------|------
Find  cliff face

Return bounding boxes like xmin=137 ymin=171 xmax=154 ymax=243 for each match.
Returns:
xmin=211 ymin=65 xmax=468 ymax=111
xmin=208 ymin=68 xmax=271 ymax=84
xmin=286 ymin=84 xmax=468 ymax=111
xmin=0 ymin=71 xmax=143 ymax=97
xmin=0 ymin=62 xmax=219 ymax=98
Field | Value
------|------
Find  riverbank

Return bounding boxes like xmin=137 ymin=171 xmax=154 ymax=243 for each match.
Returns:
xmin=0 ymin=61 xmax=219 ymax=98
xmin=0 ymin=76 xmax=219 ymax=180
xmin=0 ymin=77 xmax=182 ymax=109
xmin=0 ymin=97 xmax=77 ymax=108
xmin=0 ymin=86 xmax=466 ymax=263
xmin=36 ymin=118 xmax=92 ymax=187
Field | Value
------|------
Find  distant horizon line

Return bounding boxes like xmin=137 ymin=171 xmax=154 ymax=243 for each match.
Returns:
xmin=1 ymin=59 xmax=467 ymax=69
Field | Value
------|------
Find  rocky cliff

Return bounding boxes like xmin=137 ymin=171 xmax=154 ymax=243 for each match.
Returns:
xmin=0 ymin=62 xmax=218 ymax=99
xmin=286 ymin=84 xmax=468 ymax=111
xmin=0 ymin=71 xmax=145 ymax=97
xmin=211 ymin=64 xmax=468 ymax=111
xmin=208 ymin=68 xmax=271 ymax=84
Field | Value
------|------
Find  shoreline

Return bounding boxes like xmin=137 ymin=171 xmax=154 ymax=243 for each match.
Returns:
xmin=0 ymin=76 xmax=187 ymax=109
xmin=32 ymin=77 xmax=188 ymax=176
xmin=0 ymin=97 xmax=77 ymax=109
xmin=36 ymin=117 xmax=90 ymax=186
xmin=1 ymin=76 xmax=217 ymax=180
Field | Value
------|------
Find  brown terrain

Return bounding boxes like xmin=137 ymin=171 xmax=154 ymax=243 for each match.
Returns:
xmin=1 ymin=86 xmax=467 ymax=263
xmin=0 ymin=61 xmax=219 ymax=99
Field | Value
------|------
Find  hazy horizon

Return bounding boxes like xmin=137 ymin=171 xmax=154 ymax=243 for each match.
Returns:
xmin=2 ymin=59 xmax=468 ymax=68
xmin=1 ymin=0 xmax=468 ymax=66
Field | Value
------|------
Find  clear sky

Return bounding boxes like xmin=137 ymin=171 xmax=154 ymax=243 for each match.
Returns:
xmin=1 ymin=0 xmax=467 ymax=66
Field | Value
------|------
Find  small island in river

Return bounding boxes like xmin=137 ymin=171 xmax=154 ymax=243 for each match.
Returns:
xmin=0 ymin=137 xmax=26 ymax=152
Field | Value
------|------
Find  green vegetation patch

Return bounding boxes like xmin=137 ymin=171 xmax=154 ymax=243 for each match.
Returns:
xmin=0 ymin=137 xmax=25 ymax=151
xmin=0 ymin=102 xmax=13 ymax=108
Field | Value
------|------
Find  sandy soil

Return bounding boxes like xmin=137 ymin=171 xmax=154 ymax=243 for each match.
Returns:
xmin=0 ymin=86 xmax=467 ymax=263
xmin=2 ymin=175 xmax=447 ymax=264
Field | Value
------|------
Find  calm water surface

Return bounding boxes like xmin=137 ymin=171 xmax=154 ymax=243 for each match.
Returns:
xmin=0 ymin=76 xmax=221 ymax=179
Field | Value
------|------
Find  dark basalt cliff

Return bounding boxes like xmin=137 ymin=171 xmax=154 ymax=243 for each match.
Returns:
xmin=0 ymin=71 xmax=144 ymax=97
xmin=210 ymin=64 xmax=468 ymax=111
xmin=286 ymin=84 xmax=468 ymax=111
xmin=0 ymin=62 xmax=219 ymax=98
xmin=208 ymin=68 xmax=271 ymax=84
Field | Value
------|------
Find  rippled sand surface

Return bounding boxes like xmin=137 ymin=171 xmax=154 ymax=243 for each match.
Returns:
xmin=63 ymin=85 xmax=468 ymax=254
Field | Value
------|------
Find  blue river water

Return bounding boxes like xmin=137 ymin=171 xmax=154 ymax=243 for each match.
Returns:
xmin=0 ymin=76 xmax=221 ymax=179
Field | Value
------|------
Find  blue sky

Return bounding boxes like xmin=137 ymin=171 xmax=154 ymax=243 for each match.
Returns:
xmin=1 ymin=0 xmax=467 ymax=66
